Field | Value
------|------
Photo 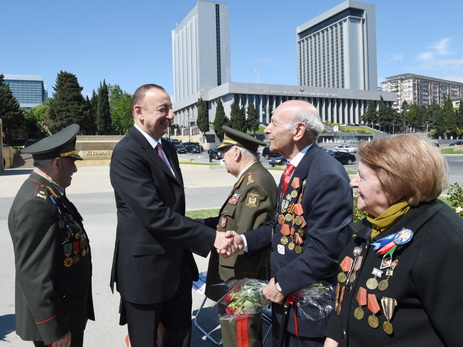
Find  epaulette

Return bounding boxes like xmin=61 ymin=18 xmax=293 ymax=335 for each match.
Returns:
xmin=28 ymin=178 xmax=60 ymax=200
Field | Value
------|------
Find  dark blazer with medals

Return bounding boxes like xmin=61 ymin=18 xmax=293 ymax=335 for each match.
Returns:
xmin=110 ymin=127 xmax=216 ymax=305
xmin=204 ymin=161 xmax=277 ymax=301
xmin=326 ymin=200 xmax=463 ymax=346
xmin=8 ymin=172 xmax=94 ymax=345
xmin=245 ymin=144 xmax=353 ymax=338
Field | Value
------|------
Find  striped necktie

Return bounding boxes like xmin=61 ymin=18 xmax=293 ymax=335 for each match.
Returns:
xmin=281 ymin=163 xmax=295 ymax=196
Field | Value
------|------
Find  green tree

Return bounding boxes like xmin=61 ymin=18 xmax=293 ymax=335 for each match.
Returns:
xmin=0 ymin=74 xmax=24 ymax=143
xmin=110 ymin=85 xmax=133 ymax=134
xmin=442 ymin=96 xmax=457 ymax=137
xmin=213 ymin=99 xmax=228 ymax=141
xmin=246 ymin=102 xmax=259 ymax=133
xmin=29 ymin=103 xmax=51 ymax=138
xmin=48 ymin=71 xmax=88 ymax=132
xmin=456 ymin=100 xmax=463 ymax=133
xmin=80 ymin=94 xmax=97 ymax=135
xmin=429 ymin=101 xmax=445 ymax=137
xmin=230 ymin=103 xmax=247 ymax=132
xmin=96 ymin=80 xmax=112 ymax=134
xmin=196 ymin=98 xmax=209 ymax=134
xmin=361 ymin=100 xmax=377 ymax=128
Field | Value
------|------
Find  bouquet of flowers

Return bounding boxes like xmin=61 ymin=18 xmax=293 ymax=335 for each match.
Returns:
xmin=218 ymin=278 xmax=270 ymax=321
xmin=292 ymin=282 xmax=335 ymax=321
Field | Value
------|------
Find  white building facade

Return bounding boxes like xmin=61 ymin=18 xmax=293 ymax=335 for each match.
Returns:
xmin=382 ymin=73 xmax=463 ymax=109
xmin=172 ymin=0 xmax=230 ymax=103
xmin=173 ymin=82 xmax=395 ymax=127
xmin=296 ymin=1 xmax=377 ymax=91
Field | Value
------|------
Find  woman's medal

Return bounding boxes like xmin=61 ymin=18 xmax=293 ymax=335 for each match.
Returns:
xmin=367 ymin=294 xmax=381 ymax=328
xmin=381 ymin=297 xmax=397 ymax=335
xmin=354 ymin=286 xmax=367 ymax=320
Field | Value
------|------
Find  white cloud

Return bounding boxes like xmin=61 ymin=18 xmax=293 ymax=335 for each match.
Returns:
xmin=430 ymin=37 xmax=452 ymax=56
xmin=391 ymin=53 xmax=404 ymax=62
xmin=418 ymin=52 xmax=434 ymax=61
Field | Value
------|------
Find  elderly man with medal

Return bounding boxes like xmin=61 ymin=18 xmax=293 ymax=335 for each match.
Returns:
xmin=227 ymin=100 xmax=353 ymax=346
xmin=8 ymin=124 xmax=94 ymax=347
xmin=324 ymin=134 xmax=463 ymax=347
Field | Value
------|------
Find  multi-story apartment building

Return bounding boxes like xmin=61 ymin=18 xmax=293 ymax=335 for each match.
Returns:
xmin=2 ymin=74 xmax=47 ymax=109
xmin=382 ymin=73 xmax=463 ymax=109
xmin=296 ymin=0 xmax=377 ymax=91
xmin=171 ymin=0 xmax=231 ymax=103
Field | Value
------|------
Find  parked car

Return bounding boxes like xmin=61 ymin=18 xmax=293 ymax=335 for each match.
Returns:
xmin=169 ymin=138 xmax=182 ymax=146
xmin=328 ymin=151 xmax=356 ymax=165
xmin=269 ymin=156 xmax=288 ymax=167
xmin=334 ymin=144 xmax=357 ymax=153
xmin=449 ymin=140 xmax=463 ymax=146
xmin=174 ymin=144 xmax=187 ymax=154
xmin=183 ymin=141 xmax=203 ymax=153
xmin=210 ymin=147 xmax=224 ymax=160
xmin=262 ymin=146 xmax=280 ymax=159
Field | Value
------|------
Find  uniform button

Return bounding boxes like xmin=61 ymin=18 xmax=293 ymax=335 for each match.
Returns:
xmin=342 ymin=329 xmax=347 ymax=340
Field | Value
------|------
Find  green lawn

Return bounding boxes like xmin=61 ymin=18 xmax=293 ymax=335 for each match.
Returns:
xmin=441 ymin=147 xmax=463 ymax=154
xmin=186 ymin=209 xmax=220 ymax=219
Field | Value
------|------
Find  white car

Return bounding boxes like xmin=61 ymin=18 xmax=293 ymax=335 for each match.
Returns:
xmin=334 ymin=145 xmax=357 ymax=153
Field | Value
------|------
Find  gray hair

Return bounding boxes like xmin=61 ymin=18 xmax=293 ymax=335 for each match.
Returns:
xmin=33 ymin=158 xmax=55 ymax=170
xmin=288 ymin=106 xmax=324 ymax=140
xmin=237 ymin=146 xmax=259 ymax=161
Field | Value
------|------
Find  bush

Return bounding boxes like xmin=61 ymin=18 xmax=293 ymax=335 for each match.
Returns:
xmin=353 ymin=193 xmax=367 ymax=222
xmin=447 ymin=183 xmax=463 ymax=217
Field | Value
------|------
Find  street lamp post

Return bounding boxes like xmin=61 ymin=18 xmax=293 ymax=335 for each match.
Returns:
xmin=187 ymin=113 xmax=191 ymax=142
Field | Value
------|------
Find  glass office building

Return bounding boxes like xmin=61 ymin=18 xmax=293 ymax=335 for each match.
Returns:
xmin=3 ymin=74 xmax=47 ymax=108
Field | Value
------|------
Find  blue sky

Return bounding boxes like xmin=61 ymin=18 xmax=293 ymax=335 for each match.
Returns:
xmin=2 ymin=0 xmax=462 ymax=98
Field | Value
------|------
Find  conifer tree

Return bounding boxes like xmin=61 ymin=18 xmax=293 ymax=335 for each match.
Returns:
xmin=0 ymin=74 xmax=24 ymax=143
xmin=230 ymin=103 xmax=247 ymax=132
xmin=213 ymin=99 xmax=229 ymax=141
xmin=96 ymin=80 xmax=112 ymax=134
xmin=196 ymin=98 xmax=209 ymax=134
xmin=246 ymin=102 xmax=259 ymax=133
xmin=48 ymin=71 xmax=87 ymax=132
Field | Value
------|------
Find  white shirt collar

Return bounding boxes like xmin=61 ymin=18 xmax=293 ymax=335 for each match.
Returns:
xmin=134 ymin=123 xmax=159 ymax=149
xmin=287 ymin=144 xmax=313 ymax=168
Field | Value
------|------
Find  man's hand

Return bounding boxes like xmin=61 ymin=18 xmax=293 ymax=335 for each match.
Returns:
xmin=52 ymin=331 xmax=71 ymax=347
xmin=263 ymin=277 xmax=284 ymax=304
xmin=214 ymin=230 xmax=235 ymax=256
xmin=323 ymin=337 xmax=339 ymax=347
xmin=217 ymin=231 xmax=244 ymax=258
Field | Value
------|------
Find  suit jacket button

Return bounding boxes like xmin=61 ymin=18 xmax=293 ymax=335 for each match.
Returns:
xmin=342 ymin=329 xmax=347 ymax=340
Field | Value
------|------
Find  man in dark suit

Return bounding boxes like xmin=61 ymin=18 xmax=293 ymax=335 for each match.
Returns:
xmin=109 ymin=84 xmax=233 ymax=347
xmin=8 ymin=124 xmax=94 ymax=347
xmin=230 ymin=100 xmax=353 ymax=346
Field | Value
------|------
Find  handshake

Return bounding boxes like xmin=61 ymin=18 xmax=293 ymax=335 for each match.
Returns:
xmin=214 ymin=231 xmax=244 ymax=258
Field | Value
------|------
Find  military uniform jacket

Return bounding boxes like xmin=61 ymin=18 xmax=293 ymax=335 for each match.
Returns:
xmin=204 ymin=161 xmax=277 ymax=301
xmin=110 ymin=127 xmax=216 ymax=305
xmin=245 ymin=144 xmax=353 ymax=338
xmin=325 ymin=200 xmax=463 ymax=346
xmin=8 ymin=172 xmax=94 ymax=345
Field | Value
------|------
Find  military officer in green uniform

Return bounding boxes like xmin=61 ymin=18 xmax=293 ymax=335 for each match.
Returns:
xmin=201 ymin=126 xmax=277 ymax=347
xmin=8 ymin=124 xmax=94 ymax=347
